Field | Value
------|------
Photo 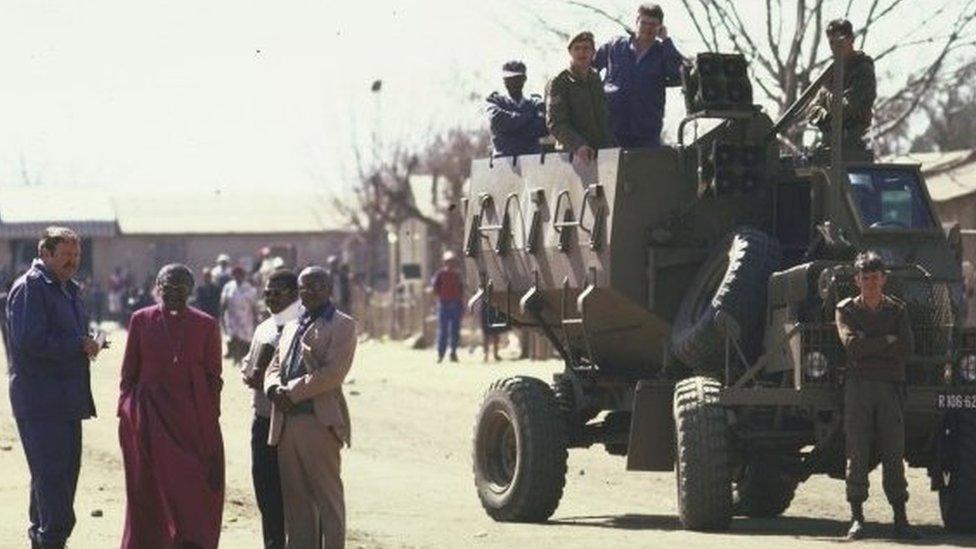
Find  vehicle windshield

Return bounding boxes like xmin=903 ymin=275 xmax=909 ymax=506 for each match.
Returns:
xmin=846 ymin=168 xmax=935 ymax=230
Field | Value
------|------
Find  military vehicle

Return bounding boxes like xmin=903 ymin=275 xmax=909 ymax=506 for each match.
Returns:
xmin=464 ymin=52 xmax=976 ymax=532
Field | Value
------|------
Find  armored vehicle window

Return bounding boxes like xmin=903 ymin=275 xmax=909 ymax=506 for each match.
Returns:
xmin=846 ymin=168 xmax=935 ymax=230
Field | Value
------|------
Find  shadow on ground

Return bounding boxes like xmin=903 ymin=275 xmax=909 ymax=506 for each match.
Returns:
xmin=550 ymin=514 xmax=974 ymax=545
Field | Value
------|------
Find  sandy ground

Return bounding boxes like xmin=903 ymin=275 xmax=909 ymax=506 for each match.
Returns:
xmin=0 ymin=326 xmax=972 ymax=548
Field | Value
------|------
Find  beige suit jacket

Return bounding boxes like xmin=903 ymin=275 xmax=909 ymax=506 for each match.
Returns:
xmin=264 ymin=308 xmax=357 ymax=447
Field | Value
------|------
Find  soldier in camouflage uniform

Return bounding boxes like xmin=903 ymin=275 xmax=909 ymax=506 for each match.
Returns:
xmin=807 ymin=19 xmax=876 ymax=159
xmin=835 ymin=251 xmax=920 ymax=541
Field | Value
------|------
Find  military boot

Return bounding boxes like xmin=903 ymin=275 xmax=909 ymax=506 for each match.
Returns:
xmin=892 ymin=502 xmax=921 ymax=540
xmin=845 ymin=502 xmax=866 ymax=541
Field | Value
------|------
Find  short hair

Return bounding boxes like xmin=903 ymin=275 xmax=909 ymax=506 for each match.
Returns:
xmin=826 ymin=19 xmax=854 ymax=38
xmin=267 ymin=269 xmax=298 ymax=292
xmin=637 ymin=3 xmax=664 ymax=21
xmin=567 ymin=31 xmax=595 ymax=50
xmin=298 ymin=266 xmax=332 ymax=290
xmin=37 ymin=226 xmax=80 ymax=255
xmin=854 ymin=250 xmax=886 ymax=273
xmin=156 ymin=263 xmax=195 ymax=290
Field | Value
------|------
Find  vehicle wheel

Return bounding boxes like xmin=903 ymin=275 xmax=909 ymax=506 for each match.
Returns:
xmin=674 ymin=376 xmax=732 ymax=531
xmin=473 ymin=376 xmax=568 ymax=522
xmin=733 ymin=459 xmax=798 ymax=518
xmin=940 ymin=411 xmax=976 ymax=533
xmin=671 ymin=228 xmax=780 ymax=372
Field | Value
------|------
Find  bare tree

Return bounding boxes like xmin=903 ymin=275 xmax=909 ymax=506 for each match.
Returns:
xmin=558 ymin=0 xmax=976 ymax=148
xmin=333 ymin=127 xmax=490 ymax=285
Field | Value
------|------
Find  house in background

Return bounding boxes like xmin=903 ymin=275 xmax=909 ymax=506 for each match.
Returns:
xmin=0 ymin=186 xmax=365 ymax=288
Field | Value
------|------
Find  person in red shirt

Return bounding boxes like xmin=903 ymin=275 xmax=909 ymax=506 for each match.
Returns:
xmin=430 ymin=251 xmax=464 ymax=363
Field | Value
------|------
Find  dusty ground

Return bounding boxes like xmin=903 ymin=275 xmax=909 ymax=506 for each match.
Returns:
xmin=0 ymin=326 xmax=972 ymax=548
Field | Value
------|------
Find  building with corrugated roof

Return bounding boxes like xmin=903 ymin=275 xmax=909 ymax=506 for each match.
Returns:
xmin=0 ymin=187 xmax=366 ymax=288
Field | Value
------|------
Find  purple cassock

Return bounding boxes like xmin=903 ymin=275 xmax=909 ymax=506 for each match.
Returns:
xmin=117 ymin=304 xmax=224 ymax=549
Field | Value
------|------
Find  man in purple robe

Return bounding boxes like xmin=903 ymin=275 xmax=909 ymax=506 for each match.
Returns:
xmin=117 ymin=263 xmax=224 ymax=549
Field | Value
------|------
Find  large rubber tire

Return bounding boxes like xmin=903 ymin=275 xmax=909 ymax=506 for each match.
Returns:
xmin=672 ymin=229 xmax=781 ymax=372
xmin=733 ymin=459 xmax=798 ymax=518
xmin=674 ymin=376 xmax=732 ymax=531
xmin=939 ymin=411 xmax=976 ymax=533
xmin=473 ymin=376 xmax=568 ymax=522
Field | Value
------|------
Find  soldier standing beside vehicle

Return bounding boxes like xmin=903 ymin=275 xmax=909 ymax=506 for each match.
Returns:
xmin=806 ymin=19 xmax=876 ymax=159
xmin=835 ymin=251 xmax=920 ymax=540
xmin=486 ymin=60 xmax=548 ymax=157
xmin=546 ymin=31 xmax=615 ymax=165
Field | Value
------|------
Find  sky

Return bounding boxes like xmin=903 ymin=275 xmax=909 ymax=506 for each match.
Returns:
xmin=0 ymin=0 xmax=970 ymax=193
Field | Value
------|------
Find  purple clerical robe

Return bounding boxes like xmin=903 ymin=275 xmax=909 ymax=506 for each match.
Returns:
xmin=118 ymin=304 xmax=224 ymax=549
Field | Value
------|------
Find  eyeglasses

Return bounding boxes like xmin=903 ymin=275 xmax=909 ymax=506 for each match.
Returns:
xmin=263 ymin=288 xmax=289 ymax=297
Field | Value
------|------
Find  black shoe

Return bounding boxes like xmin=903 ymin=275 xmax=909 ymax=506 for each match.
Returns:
xmin=449 ymin=352 xmax=459 ymax=362
xmin=436 ymin=355 xmax=444 ymax=364
xmin=846 ymin=519 xmax=865 ymax=541
xmin=892 ymin=522 xmax=921 ymax=540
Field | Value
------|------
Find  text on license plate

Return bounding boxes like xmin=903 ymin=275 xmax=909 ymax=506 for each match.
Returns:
xmin=937 ymin=393 xmax=976 ymax=410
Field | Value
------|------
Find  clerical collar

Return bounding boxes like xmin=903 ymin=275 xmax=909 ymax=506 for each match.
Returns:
xmin=273 ymin=299 xmax=303 ymax=326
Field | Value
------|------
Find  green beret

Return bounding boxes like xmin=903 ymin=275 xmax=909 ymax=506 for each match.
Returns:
xmin=568 ymin=31 xmax=595 ymax=50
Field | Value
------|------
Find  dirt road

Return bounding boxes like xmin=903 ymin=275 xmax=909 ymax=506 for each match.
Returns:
xmin=0 ymin=327 xmax=970 ymax=548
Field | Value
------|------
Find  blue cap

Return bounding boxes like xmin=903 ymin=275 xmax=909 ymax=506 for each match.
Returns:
xmin=502 ymin=60 xmax=527 ymax=78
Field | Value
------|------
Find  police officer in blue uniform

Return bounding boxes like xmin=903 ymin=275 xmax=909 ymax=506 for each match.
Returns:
xmin=485 ymin=60 xmax=548 ymax=157
xmin=6 ymin=226 xmax=100 ymax=549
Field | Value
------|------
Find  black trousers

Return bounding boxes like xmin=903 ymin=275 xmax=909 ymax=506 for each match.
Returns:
xmin=252 ymin=416 xmax=285 ymax=549
xmin=16 ymin=419 xmax=82 ymax=548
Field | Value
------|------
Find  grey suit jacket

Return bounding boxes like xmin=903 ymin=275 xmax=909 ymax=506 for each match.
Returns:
xmin=264 ymin=308 xmax=357 ymax=446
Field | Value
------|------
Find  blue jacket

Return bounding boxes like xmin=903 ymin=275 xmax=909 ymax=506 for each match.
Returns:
xmin=595 ymin=36 xmax=684 ymax=148
xmin=486 ymin=92 xmax=547 ymax=156
xmin=6 ymin=259 xmax=95 ymax=420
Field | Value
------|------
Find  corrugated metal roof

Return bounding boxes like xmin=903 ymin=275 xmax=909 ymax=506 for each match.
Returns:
xmin=885 ymin=149 xmax=976 ymax=202
xmin=0 ymin=187 xmax=116 ymax=223
xmin=0 ymin=187 xmax=348 ymax=236
xmin=112 ymin=191 xmax=346 ymax=235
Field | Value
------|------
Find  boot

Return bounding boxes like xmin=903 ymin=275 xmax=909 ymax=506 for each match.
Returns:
xmin=845 ymin=502 xmax=866 ymax=541
xmin=892 ymin=502 xmax=921 ymax=540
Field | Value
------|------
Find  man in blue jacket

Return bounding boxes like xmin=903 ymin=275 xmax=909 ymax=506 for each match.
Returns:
xmin=486 ymin=60 xmax=548 ymax=157
xmin=6 ymin=226 xmax=100 ymax=549
xmin=594 ymin=3 xmax=685 ymax=148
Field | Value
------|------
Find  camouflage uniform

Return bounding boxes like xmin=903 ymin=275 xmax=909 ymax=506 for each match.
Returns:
xmin=835 ymin=294 xmax=913 ymax=505
xmin=545 ymin=68 xmax=615 ymax=152
xmin=808 ymin=51 xmax=876 ymax=153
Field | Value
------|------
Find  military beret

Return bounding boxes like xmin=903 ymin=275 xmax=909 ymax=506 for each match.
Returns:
xmin=568 ymin=31 xmax=595 ymax=50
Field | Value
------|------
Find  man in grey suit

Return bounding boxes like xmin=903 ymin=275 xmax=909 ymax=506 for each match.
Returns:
xmin=265 ymin=266 xmax=357 ymax=549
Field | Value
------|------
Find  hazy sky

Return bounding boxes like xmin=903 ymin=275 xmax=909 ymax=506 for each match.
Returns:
xmin=0 ymin=0 xmax=967 ymax=192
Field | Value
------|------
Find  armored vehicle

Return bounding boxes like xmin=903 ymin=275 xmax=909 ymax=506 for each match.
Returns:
xmin=465 ymin=52 xmax=976 ymax=531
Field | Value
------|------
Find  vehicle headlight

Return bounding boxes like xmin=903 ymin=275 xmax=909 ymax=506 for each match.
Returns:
xmin=803 ymin=351 xmax=829 ymax=380
xmin=958 ymin=354 xmax=976 ymax=382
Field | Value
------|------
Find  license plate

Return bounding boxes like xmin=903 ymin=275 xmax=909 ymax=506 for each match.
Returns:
xmin=937 ymin=393 xmax=976 ymax=410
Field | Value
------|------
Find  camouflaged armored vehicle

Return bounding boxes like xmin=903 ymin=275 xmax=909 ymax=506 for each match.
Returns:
xmin=465 ymin=52 xmax=976 ymax=532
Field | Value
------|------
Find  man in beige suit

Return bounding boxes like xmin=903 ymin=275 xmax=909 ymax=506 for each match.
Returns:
xmin=265 ymin=266 xmax=357 ymax=549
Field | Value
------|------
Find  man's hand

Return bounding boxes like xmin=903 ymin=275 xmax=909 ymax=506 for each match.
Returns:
xmin=242 ymin=372 xmax=263 ymax=390
xmin=658 ymin=25 xmax=668 ymax=40
xmin=885 ymin=335 xmax=898 ymax=344
xmin=82 ymin=336 xmax=101 ymax=359
xmin=271 ymin=387 xmax=294 ymax=413
xmin=574 ymin=145 xmax=594 ymax=166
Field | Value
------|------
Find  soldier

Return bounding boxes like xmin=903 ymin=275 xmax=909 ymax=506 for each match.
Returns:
xmin=807 ymin=19 xmax=877 ymax=157
xmin=835 ymin=251 xmax=919 ymax=540
xmin=485 ymin=60 xmax=548 ymax=157
xmin=546 ymin=31 xmax=615 ymax=165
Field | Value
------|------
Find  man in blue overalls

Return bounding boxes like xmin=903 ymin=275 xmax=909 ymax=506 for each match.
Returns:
xmin=594 ymin=3 xmax=686 ymax=148
xmin=6 ymin=226 xmax=100 ymax=549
